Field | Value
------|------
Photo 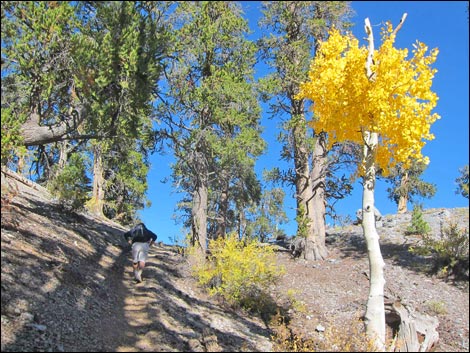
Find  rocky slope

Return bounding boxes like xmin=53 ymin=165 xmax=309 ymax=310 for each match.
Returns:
xmin=1 ymin=168 xmax=469 ymax=352
xmin=1 ymin=168 xmax=272 ymax=352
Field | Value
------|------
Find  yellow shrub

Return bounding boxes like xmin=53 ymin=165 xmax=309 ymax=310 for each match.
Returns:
xmin=192 ymin=233 xmax=283 ymax=312
xmin=286 ymin=289 xmax=307 ymax=313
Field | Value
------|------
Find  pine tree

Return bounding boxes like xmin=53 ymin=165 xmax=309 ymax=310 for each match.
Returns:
xmin=257 ymin=1 xmax=352 ymax=260
xmin=385 ymin=159 xmax=436 ymax=213
xmin=1 ymin=1 xmax=169 ymax=224
xmin=455 ymin=165 xmax=469 ymax=199
xmin=161 ymin=2 xmax=264 ymax=252
xmin=406 ymin=204 xmax=431 ymax=236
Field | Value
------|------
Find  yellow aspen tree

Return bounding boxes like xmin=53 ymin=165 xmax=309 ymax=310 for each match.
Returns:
xmin=296 ymin=14 xmax=439 ymax=351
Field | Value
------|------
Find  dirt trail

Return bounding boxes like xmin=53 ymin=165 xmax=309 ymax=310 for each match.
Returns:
xmin=95 ymin=244 xmax=273 ymax=352
xmin=1 ymin=234 xmax=272 ymax=352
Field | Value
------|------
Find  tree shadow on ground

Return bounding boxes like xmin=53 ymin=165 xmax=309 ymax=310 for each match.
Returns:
xmin=328 ymin=231 xmax=468 ymax=288
xmin=1 ymin=194 xmax=133 ymax=352
xmin=2 ymin=191 xmax=275 ymax=352
xmin=129 ymin=249 xmax=275 ymax=352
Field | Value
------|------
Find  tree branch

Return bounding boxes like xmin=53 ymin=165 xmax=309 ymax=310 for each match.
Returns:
xmin=392 ymin=13 xmax=408 ymax=37
xmin=20 ymin=101 xmax=89 ymax=146
xmin=364 ymin=18 xmax=375 ymax=81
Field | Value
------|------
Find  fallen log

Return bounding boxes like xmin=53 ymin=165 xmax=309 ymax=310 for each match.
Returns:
xmin=1 ymin=166 xmax=49 ymax=195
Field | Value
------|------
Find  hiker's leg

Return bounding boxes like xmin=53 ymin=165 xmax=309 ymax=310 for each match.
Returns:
xmin=131 ymin=243 xmax=143 ymax=281
xmin=137 ymin=243 xmax=150 ymax=270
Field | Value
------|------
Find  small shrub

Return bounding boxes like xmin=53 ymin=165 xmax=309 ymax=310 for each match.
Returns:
xmin=191 ymin=233 xmax=284 ymax=315
xmin=1 ymin=176 xmax=20 ymax=229
xmin=270 ymin=311 xmax=315 ymax=352
xmin=426 ymin=300 xmax=447 ymax=315
xmin=47 ymin=153 xmax=90 ymax=210
xmin=320 ymin=320 xmax=377 ymax=352
xmin=410 ymin=218 xmax=469 ymax=279
xmin=405 ymin=204 xmax=431 ymax=236
xmin=286 ymin=289 xmax=307 ymax=313
xmin=331 ymin=214 xmax=354 ymax=228
xmin=270 ymin=313 xmax=377 ymax=352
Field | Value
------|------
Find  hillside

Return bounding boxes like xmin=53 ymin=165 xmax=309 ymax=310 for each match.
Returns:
xmin=1 ymin=168 xmax=469 ymax=352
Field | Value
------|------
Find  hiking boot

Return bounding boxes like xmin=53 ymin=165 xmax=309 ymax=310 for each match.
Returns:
xmin=134 ymin=269 xmax=142 ymax=282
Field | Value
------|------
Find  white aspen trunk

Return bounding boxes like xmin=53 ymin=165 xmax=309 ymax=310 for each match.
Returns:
xmin=362 ymin=131 xmax=386 ymax=351
xmin=361 ymin=15 xmax=409 ymax=350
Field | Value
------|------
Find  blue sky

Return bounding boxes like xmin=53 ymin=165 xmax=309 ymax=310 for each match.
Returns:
xmin=139 ymin=1 xmax=469 ymax=245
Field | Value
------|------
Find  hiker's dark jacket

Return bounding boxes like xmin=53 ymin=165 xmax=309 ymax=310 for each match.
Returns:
xmin=123 ymin=223 xmax=157 ymax=244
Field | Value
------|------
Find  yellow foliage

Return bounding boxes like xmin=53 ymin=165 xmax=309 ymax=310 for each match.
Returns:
xmin=192 ymin=233 xmax=284 ymax=311
xmin=296 ymin=24 xmax=439 ymax=175
xmin=286 ymin=289 xmax=307 ymax=313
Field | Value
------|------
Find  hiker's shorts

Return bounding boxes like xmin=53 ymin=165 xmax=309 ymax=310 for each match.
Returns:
xmin=131 ymin=242 xmax=150 ymax=264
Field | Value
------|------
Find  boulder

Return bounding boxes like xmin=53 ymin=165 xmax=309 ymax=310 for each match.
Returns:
xmin=354 ymin=207 xmax=382 ymax=225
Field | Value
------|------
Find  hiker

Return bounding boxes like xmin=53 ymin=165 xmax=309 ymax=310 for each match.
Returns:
xmin=123 ymin=223 xmax=158 ymax=282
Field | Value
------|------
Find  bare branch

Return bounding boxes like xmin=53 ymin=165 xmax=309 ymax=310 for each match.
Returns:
xmin=392 ymin=13 xmax=408 ymax=37
xmin=364 ymin=18 xmax=376 ymax=81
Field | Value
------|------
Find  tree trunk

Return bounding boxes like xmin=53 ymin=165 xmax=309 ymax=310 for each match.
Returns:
xmin=292 ymin=117 xmax=327 ymax=261
xmin=361 ymin=17 xmax=388 ymax=351
xmin=215 ymin=174 xmax=229 ymax=239
xmin=362 ymin=130 xmax=386 ymax=351
xmin=238 ymin=209 xmax=246 ymax=240
xmin=293 ymin=120 xmax=318 ymax=260
xmin=397 ymin=195 xmax=408 ymax=214
xmin=308 ymin=134 xmax=328 ymax=261
xmin=49 ymin=141 xmax=69 ymax=181
xmin=88 ymin=145 xmax=105 ymax=217
xmin=57 ymin=141 xmax=68 ymax=171
xmin=397 ymin=171 xmax=409 ymax=213
xmin=192 ymin=179 xmax=208 ymax=253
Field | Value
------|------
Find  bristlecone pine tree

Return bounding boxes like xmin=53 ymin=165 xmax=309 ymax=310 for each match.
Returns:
xmin=296 ymin=14 xmax=439 ymax=350
xmin=385 ymin=159 xmax=436 ymax=214
xmin=257 ymin=1 xmax=352 ymax=261
xmin=161 ymin=2 xmax=264 ymax=253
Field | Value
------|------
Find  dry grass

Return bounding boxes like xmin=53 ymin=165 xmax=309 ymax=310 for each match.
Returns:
xmin=270 ymin=311 xmax=377 ymax=352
